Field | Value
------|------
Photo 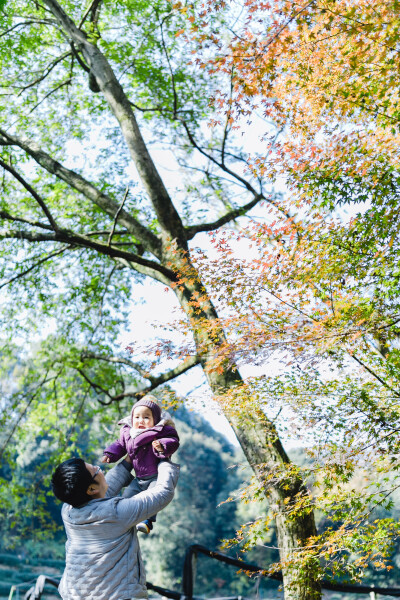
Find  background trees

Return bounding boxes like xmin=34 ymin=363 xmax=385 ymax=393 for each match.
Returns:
xmin=0 ymin=403 xmax=283 ymax=599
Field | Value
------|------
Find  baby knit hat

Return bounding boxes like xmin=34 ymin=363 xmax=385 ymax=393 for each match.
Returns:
xmin=132 ymin=395 xmax=161 ymax=425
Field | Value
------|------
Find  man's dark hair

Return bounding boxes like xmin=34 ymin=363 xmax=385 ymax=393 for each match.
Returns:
xmin=52 ymin=457 xmax=95 ymax=507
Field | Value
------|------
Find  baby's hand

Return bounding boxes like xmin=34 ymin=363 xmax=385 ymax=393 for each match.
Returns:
xmin=152 ymin=440 xmax=164 ymax=453
xmin=101 ymin=455 xmax=111 ymax=463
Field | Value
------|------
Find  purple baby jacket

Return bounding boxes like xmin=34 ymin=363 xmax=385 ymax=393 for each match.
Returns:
xmin=103 ymin=423 xmax=179 ymax=478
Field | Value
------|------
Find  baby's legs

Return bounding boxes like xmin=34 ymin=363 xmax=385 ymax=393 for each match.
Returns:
xmin=128 ymin=476 xmax=158 ymax=533
xmin=136 ymin=477 xmax=157 ymax=522
xmin=122 ymin=478 xmax=145 ymax=499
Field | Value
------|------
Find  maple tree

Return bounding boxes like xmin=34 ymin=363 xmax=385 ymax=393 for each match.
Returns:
xmin=0 ymin=1 xmax=321 ymax=598
xmin=173 ymin=0 xmax=400 ymax=585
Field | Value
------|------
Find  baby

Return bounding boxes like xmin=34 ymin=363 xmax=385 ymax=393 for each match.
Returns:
xmin=102 ymin=395 xmax=179 ymax=534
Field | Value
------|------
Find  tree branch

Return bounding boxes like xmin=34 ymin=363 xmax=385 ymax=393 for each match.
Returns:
xmin=70 ymin=41 xmax=90 ymax=73
xmin=85 ymin=229 xmax=129 ymax=236
xmin=0 ymin=128 xmax=161 ymax=256
xmin=0 ymin=371 xmax=58 ymax=461
xmin=181 ymin=120 xmax=291 ymax=221
xmin=27 ymin=77 xmax=72 ymax=114
xmin=144 ymin=354 xmax=200 ymax=385
xmin=76 ymin=368 xmax=113 ymax=405
xmin=78 ymin=0 xmax=102 ymax=29
xmin=0 ymin=19 xmax=58 ymax=38
xmin=0 ymin=156 xmax=58 ymax=230
xmin=254 ymin=0 xmax=317 ymax=59
xmin=81 ymin=351 xmax=150 ymax=379
xmin=0 ymin=209 xmax=52 ymax=230
xmin=78 ymin=354 xmax=201 ymax=405
xmin=159 ymin=13 xmax=178 ymax=117
xmin=113 ymin=257 xmax=173 ymax=286
xmin=0 ymin=226 xmax=176 ymax=281
xmin=351 ymin=353 xmax=400 ymax=398
xmin=180 ymin=119 xmax=259 ymax=193
xmin=108 ymin=186 xmax=129 ymax=246
xmin=221 ymin=69 xmax=235 ymax=167
xmin=0 ymin=246 xmax=71 ymax=290
xmin=15 ymin=50 xmax=72 ymax=93
xmin=185 ymin=194 xmax=263 ymax=239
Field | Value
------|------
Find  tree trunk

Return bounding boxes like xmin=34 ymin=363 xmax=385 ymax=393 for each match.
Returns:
xmin=168 ymin=248 xmax=321 ymax=600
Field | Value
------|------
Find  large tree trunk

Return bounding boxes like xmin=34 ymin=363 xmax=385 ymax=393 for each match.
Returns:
xmin=168 ymin=248 xmax=321 ymax=600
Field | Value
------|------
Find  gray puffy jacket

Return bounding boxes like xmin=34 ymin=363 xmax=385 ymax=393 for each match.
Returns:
xmin=58 ymin=460 xmax=179 ymax=600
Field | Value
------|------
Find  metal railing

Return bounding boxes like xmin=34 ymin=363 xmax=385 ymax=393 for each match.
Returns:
xmin=19 ymin=544 xmax=400 ymax=600
xmin=183 ymin=545 xmax=400 ymax=599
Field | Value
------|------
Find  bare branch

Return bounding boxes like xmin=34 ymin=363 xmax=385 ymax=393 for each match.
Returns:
xmin=0 ymin=246 xmax=71 ymax=290
xmin=0 ymin=156 xmax=58 ymax=230
xmin=185 ymin=194 xmax=263 ymax=239
xmin=78 ymin=354 xmax=201 ymax=405
xmin=108 ymin=186 xmax=129 ymax=246
xmin=0 ymin=209 xmax=53 ymax=230
xmin=0 ymin=226 xmax=176 ymax=281
xmin=15 ymin=51 xmax=72 ymax=93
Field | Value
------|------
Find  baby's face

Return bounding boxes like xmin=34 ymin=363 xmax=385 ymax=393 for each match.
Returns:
xmin=132 ymin=406 xmax=154 ymax=430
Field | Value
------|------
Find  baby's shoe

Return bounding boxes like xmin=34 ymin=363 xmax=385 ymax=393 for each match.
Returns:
xmin=136 ymin=520 xmax=153 ymax=534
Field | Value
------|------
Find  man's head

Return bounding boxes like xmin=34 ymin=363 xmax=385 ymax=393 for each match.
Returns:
xmin=131 ymin=395 xmax=161 ymax=429
xmin=52 ymin=458 xmax=108 ymax=507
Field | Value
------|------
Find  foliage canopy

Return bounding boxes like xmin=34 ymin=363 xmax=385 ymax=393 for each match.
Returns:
xmin=2 ymin=0 xmax=400 ymax=596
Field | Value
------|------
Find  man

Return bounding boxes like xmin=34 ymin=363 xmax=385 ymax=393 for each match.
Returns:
xmin=51 ymin=454 xmax=179 ymax=600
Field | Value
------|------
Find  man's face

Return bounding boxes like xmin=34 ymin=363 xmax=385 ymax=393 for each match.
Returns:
xmin=85 ymin=463 xmax=109 ymax=498
xmin=132 ymin=406 xmax=154 ymax=430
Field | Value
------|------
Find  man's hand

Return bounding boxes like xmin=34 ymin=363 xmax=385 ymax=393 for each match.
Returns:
xmin=101 ymin=455 xmax=111 ymax=463
xmin=152 ymin=440 xmax=164 ymax=453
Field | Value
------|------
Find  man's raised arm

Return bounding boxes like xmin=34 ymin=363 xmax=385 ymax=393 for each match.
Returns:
xmin=105 ymin=459 xmax=134 ymax=498
xmin=115 ymin=461 xmax=179 ymax=527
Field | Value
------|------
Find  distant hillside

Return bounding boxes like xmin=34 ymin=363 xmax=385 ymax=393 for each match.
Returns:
xmin=0 ymin=554 xmax=62 ymax=600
